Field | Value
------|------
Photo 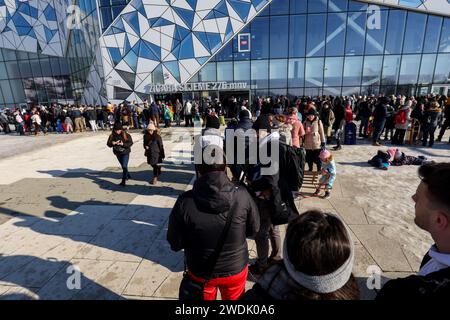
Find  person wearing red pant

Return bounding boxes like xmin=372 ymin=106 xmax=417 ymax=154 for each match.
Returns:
xmin=167 ymin=148 xmax=259 ymax=301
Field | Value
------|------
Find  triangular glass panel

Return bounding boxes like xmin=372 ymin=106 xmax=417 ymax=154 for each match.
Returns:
xmin=206 ymin=32 xmax=222 ymax=53
xmin=178 ymin=33 xmax=195 ymax=59
xmin=139 ymin=40 xmax=160 ymax=60
xmin=228 ymin=0 xmax=251 ymax=21
xmin=193 ymin=31 xmax=211 ymax=52
xmin=122 ymin=12 xmax=140 ymax=35
xmin=186 ymin=0 xmax=197 ymax=11
xmin=163 ymin=61 xmax=181 ymax=83
xmin=214 ymin=0 xmax=229 ymax=16
xmin=108 ymin=47 xmax=122 ymax=66
xmin=123 ymin=50 xmax=138 ymax=72
xmin=172 ymin=6 xmax=195 ymax=28
xmin=153 ymin=17 xmax=173 ymax=27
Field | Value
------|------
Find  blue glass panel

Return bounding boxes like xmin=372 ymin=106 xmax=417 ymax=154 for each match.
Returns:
xmin=290 ymin=0 xmax=306 ymax=13
xmin=423 ymin=16 xmax=443 ymax=53
xmin=306 ymin=14 xmax=327 ymax=57
xmin=269 ymin=59 xmax=288 ymax=88
xmin=173 ymin=7 xmax=195 ymax=28
xmin=164 ymin=61 xmax=181 ymax=82
xmin=362 ymin=55 xmax=383 ymax=86
xmin=326 ymin=13 xmax=346 ymax=56
xmin=328 ymin=0 xmax=348 ymax=12
xmin=365 ymin=9 xmax=387 ymax=55
xmin=348 ymin=0 xmax=367 ymax=11
xmin=403 ymin=12 xmax=426 ymax=54
xmin=251 ymin=17 xmax=269 ymax=59
xmin=288 ymin=58 xmax=305 ymax=87
xmin=108 ymin=47 xmax=122 ymax=65
xmin=381 ymin=55 xmax=401 ymax=85
xmin=308 ymin=0 xmax=328 ymax=13
xmin=122 ymin=12 xmax=140 ymax=34
xmin=289 ymin=15 xmax=306 ymax=58
xmin=343 ymin=56 xmax=363 ymax=86
xmin=270 ymin=16 xmax=289 ymax=58
xmin=324 ymin=57 xmax=344 ymax=86
xmin=44 ymin=5 xmax=57 ymax=21
xmin=270 ymin=0 xmax=289 ymax=15
xmin=123 ymin=50 xmax=138 ymax=71
xmin=228 ymin=0 xmax=251 ymax=21
xmin=178 ymin=34 xmax=195 ymax=59
xmin=305 ymin=57 xmax=324 ymax=87
xmin=399 ymin=55 xmax=421 ymax=85
xmin=440 ymin=18 xmax=450 ymax=53
xmin=385 ymin=10 xmax=406 ymax=54
xmin=251 ymin=59 xmax=269 ymax=88
xmin=345 ymin=12 xmax=366 ymax=55
xmin=433 ymin=54 xmax=450 ymax=83
xmin=418 ymin=54 xmax=437 ymax=84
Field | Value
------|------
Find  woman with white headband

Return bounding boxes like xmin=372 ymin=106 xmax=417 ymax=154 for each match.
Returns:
xmin=242 ymin=210 xmax=360 ymax=300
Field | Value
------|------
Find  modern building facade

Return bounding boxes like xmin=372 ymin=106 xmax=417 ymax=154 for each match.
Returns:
xmin=0 ymin=0 xmax=450 ymax=108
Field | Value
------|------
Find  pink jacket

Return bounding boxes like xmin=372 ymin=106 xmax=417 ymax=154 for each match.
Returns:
xmin=286 ymin=115 xmax=305 ymax=148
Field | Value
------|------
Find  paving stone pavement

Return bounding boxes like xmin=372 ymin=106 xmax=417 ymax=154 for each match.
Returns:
xmin=2 ymin=129 xmax=447 ymax=300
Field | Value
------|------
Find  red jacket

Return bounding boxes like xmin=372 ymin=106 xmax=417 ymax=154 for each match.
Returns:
xmin=345 ymin=107 xmax=353 ymax=123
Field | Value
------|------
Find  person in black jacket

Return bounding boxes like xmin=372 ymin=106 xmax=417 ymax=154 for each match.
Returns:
xmin=107 ymin=122 xmax=133 ymax=186
xmin=377 ymin=163 xmax=450 ymax=300
xmin=143 ymin=123 xmax=165 ymax=185
xmin=422 ymin=101 xmax=442 ymax=148
xmin=167 ymin=149 xmax=259 ymax=300
xmin=437 ymin=103 xmax=450 ymax=142
xmin=372 ymin=97 xmax=389 ymax=146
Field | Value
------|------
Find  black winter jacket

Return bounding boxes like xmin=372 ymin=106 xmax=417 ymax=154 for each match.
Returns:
xmin=376 ymin=251 xmax=450 ymax=300
xmin=143 ymin=132 xmax=165 ymax=165
xmin=107 ymin=132 xmax=133 ymax=155
xmin=167 ymin=172 xmax=260 ymax=278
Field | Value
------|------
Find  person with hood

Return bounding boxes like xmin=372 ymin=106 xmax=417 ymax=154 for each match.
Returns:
xmin=368 ymin=148 xmax=396 ymax=170
xmin=372 ymin=97 xmax=389 ymax=146
xmin=377 ymin=163 xmax=450 ymax=299
xmin=167 ymin=148 xmax=259 ymax=300
xmin=144 ymin=123 xmax=165 ymax=185
xmin=303 ymin=109 xmax=326 ymax=171
xmin=107 ymin=122 xmax=134 ymax=186
xmin=392 ymin=100 xmax=412 ymax=145
xmin=391 ymin=149 xmax=432 ymax=166
xmin=422 ymin=101 xmax=442 ymax=148
xmin=242 ymin=210 xmax=360 ymax=300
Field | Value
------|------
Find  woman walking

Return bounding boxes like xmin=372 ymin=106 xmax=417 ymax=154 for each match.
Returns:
xmin=303 ymin=109 xmax=326 ymax=172
xmin=107 ymin=122 xmax=133 ymax=186
xmin=144 ymin=123 xmax=165 ymax=185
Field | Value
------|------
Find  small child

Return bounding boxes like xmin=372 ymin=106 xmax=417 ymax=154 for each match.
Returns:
xmin=314 ymin=149 xmax=336 ymax=199
xmin=64 ymin=116 xmax=74 ymax=134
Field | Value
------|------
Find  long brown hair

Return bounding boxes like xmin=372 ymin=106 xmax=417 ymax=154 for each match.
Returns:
xmin=285 ymin=210 xmax=360 ymax=300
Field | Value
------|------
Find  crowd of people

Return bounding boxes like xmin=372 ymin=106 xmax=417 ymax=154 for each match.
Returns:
xmin=162 ymin=98 xmax=450 ymax=300
xmin=2 ymin=91 xmax=450 ymax=301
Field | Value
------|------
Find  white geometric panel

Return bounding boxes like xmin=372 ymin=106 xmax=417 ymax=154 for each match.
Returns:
xmin=82 ymin=0 xmax=274 ymax=104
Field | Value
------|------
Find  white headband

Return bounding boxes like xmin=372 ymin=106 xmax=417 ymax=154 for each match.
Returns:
xmin=283 ymin=226 xmax=355 ymax=294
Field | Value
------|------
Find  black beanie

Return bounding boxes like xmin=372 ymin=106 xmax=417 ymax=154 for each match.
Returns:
xmin=113 ymin=122 xmax=123 ymax=131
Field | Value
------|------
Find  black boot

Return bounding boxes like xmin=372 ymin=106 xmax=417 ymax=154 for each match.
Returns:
xmin=127 ymin=173 xmax=131 ymax=180
xmin=119 ymin=179 xmax=126 ymax=187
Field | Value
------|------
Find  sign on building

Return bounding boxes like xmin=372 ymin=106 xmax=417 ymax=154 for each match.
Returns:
xmin=238 ymin=33 xmax=251 ymax=52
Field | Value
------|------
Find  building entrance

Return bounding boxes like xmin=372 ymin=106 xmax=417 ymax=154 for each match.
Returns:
xmin=219 ymin=91 xmax=250 ymax=118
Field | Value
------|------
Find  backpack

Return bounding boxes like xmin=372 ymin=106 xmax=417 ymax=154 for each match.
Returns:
xmin=395 ymin=110 xmax=407 ymax=125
